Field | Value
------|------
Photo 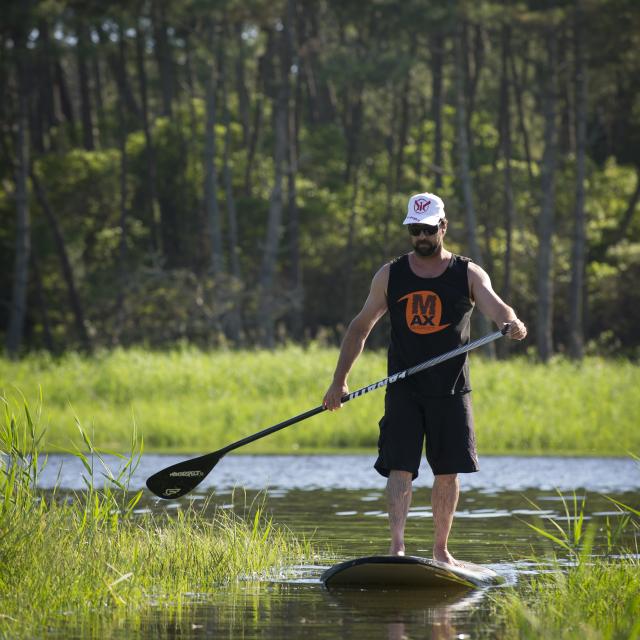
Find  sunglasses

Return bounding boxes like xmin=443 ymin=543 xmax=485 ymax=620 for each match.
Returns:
xmin=408 ymin=222 xmax=441 ymax=236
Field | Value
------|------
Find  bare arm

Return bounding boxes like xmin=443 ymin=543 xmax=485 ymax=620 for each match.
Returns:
xmin=468 ymin=263 xmax=527 ymax=340
xmin=323 ymin=264 xmax=390 ymax=410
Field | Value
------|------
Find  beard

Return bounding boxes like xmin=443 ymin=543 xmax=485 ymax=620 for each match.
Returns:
xmin=414 ymin=238 xmax=442 ymax=257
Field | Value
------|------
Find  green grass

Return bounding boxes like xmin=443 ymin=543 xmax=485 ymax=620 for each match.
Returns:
xmin=491 ymin=485 xmax=640 ymax=639
xmin=496 ymin=560 xmax=640 ymax=639
xmin=1 ymin=346 xmax=639 ymax=455
xmin=0 ymin=396 xmax=316 ymax=639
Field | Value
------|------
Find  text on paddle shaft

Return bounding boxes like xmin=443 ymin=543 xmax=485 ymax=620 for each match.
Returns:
xmin=346 ymin=371 xmax=407 ymax=400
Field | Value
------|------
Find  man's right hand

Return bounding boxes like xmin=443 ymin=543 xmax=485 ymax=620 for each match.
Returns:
xmin=323 ymin=380 xmax=349 ymax=411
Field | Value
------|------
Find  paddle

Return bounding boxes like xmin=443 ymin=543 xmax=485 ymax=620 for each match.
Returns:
xmin=146 ymin=325 xmax=510 ymax=499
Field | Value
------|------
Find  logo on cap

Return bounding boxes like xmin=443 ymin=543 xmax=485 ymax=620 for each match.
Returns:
xmin=413 ymin=198 xmax=431 ymax=213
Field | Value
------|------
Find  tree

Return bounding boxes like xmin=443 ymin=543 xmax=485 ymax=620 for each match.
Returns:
xmin=1 ymin=0 xmax=639 ymax=356
xmin=259 ymin=24 xmax=289 ymax=347
xmin=30 ymin=170 xmax=92 ymax=351
xmin=536 ymin=28 xmax=558 ymax=363
xmin=568 ymin=0 xmax=588 ymax=359
xmin=452 ymin=10 xmax=481 ymax=266
xmin=5 ymin=22 xmax=30 ymax=358
xmin=203 ymin=20 xmax=224 ymax=277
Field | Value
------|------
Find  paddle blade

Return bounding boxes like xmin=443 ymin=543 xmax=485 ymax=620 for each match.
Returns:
xmin=145 ymin=451 xmax=223 ymax=499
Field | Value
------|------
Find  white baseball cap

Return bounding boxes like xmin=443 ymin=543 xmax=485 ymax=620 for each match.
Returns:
xmin=402 ymin=192 xmax=445 ymax=225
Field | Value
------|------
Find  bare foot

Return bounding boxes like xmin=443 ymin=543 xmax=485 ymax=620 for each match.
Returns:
xmin=433 ymin=548 xmax=462 ymax=567
xmin=389 ymin=545 xmax=405 ymax=556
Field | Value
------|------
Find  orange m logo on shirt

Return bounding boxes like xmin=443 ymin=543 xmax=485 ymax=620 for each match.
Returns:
xmin=398 ymin=290 xmax=451 ymax=335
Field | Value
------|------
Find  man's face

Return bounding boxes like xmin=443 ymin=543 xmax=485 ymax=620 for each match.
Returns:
xmin=409 ymin=221 xmax=446 ymax=257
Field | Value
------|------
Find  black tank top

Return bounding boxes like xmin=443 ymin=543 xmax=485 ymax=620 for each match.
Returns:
xmin=387 ymin=253 xmax=474 ymax=397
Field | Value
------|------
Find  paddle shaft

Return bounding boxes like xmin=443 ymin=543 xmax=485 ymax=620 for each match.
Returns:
xmin=146 ymin=325 xmax=509 ymax=498
xmin=216 ymin=326 xmax=508 ymax=456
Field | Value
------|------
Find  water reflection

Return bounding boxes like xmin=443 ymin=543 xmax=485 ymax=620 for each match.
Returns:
xmin=324 ymin=587 xmax=488 ymax=640
xmin=81 ymin=581 xmax=496 ymax=640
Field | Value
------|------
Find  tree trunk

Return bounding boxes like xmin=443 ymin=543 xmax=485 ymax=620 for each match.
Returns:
xmin=558 ymin=23 xmax=574 ymax=155
xmin=285 ymin=0 xmax=303 ymax=341
xmin=99 ymin=25 xmax=140 ymax=121
xmin=183 ymin=28 xmax=199 ymax=146
xmin=616 ymin=171 xmax=640 ymax=238
xmin=234 ymin=22 xmax=251 ymax=147
xmin=342 ymin=86 xmax=363 ymax=185
xmin=37 ymin=21 xmax=57 ymax=132
xmin=259 ymin=26 xmax=290 ymax=347
xmin=430 ymin=33 xmax=444 ymax=190
xmin=244 ymin=94 xmax=263 ymax=197
xmin=92 ymin=46 xmax=105 ymax=148
xmin=536 ymin=30 xmax=558 ymax=363
xmin=203 ymin=23 xmax=224 ymax=277
xmin=245 ymin=30 xmax=271 ymax=196
xmin=152 ymin=4 xmax=174 ymax=117
xmin=569 ymin=0 xmax=588 ymax=360
xmin=76 ymin=19 xmax=94 ymax=150
xmin=342 ymin=168 xmax=360 ymax=325
xmin=30 ymin=251 xmax=55 ymax=353
xmin=115 ymin=48 xmax=129 ymax=343
xmin=464 ymin=23 xmax=485 ymax=140
xmin=6 ymin=36 xmax=30 ymax=358
xmin=590 ymin=168 xmax=640 ymax=261
xmin=415 ymin=93 xmax=427 ymax=180
xmin=395 ymin=35 xmax=416 ymax=189
xmin=499 ymin=24 xmax=515 ymax=304
xmin=54 ymin=60 xmax=76 ymax=142
xmin=135 ymin=21 xmax=161 ymax=255
xmin=34 ymin=21 xmax=56 ymax=152
xmin=299 ymin=4 xmax=335 ymax=124
xmin=220 ymin=34 xmax=244 ymax=343
xmin=508 ymin=45 xmax=535 ymax=187
xmin=452 ymin=6 xmax=491 ymax=348
xmin=453 ymin=19 xmax=481 ymax=265
xmin=30 ymin=170 xmax=92 ymax=352
xmin=221 ymin=47 xmax=241 ymax=283
xmin=287 ymin=101 xmax=303 ymax=341
xmin=382 ymin=96 xmax=398 ymax=257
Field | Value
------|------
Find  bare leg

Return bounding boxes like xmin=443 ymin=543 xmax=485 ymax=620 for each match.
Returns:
xmin=386 ymin=470 xmax=413 ymax=555
xmin=432 ymin=473 xmax=459 ymax=565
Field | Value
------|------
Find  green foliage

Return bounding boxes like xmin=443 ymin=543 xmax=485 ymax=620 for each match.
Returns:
xmin=1 ymin=0 xmax=640 ymax=355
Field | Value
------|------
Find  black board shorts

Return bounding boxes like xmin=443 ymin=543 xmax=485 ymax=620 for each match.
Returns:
xmin=374 ymin=383 xmax=479 ymax=479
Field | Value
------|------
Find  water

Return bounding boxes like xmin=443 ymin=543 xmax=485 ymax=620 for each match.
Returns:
xmin=39 ymin=453 xmax=640 ymax=494
xmin=39 ymin=454 xmax=639 ymax=639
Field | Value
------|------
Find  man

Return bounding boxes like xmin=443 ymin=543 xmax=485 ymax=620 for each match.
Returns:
xmin=323 ymin=192 xmax=526 ymax=566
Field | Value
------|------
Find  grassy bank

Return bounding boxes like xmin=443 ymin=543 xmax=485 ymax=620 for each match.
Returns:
xmin=491 ymin=488 xmax=640 ymax=639
xmin=0 ymin=399 xmax=314 ymax=639
xmin=495 ymin=560 xmax=640 ymax=639
xmin=1 ymin=346 xmax=639 ymax=455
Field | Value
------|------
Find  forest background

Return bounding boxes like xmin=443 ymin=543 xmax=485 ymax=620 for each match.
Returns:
xmin=2 ymin=0 xmax=640 ymax=361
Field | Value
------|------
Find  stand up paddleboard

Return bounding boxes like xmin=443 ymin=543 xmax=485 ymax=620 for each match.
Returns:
xmin=321 ymin=555 xmax=503 ymax=589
